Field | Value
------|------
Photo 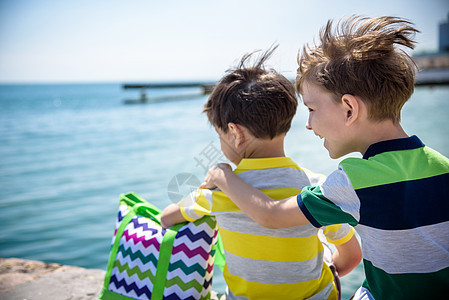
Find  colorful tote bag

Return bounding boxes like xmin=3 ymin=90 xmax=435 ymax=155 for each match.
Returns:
xmin=100 ymin=192 xmax=223 ymax=300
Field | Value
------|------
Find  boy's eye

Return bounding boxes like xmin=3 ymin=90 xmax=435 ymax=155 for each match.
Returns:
xmin=308 ymin=107 xmax=314 ymax=112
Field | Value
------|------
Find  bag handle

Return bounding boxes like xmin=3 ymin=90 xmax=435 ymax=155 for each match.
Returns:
xmin=121 ymin=193 xmax=162 ymax=222
xmin=151 ymin=222 xmax=184 ymax=300
xmin=133 ymin=203 xmax=162 ymax=225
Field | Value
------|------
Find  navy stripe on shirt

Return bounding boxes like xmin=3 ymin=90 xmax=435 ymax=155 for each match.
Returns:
xmin=297 ymin=194 xmax=322 ymax=228
xmin=357 ymin=172 xmax=449 ymax=230
xmin=363 ymin=135 xmax=424 ymax=160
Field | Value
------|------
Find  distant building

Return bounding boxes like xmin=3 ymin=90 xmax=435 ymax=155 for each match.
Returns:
xmin=440 ymin=16 xmax=449 ymax=53
xmin=413 ymin=14 xmax=449 ymax=85
xmin=414 ymin=14 xmax=449 ymax=70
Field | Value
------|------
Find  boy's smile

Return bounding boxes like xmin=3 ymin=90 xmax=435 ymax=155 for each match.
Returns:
xmin=301 ymin=81 xmax=351 ymax=159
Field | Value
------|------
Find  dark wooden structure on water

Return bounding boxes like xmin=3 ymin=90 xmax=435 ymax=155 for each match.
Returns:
xmin=122 ymin=82 xmax=216 ymax=104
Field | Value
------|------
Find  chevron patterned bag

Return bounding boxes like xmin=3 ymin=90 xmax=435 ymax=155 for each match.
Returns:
xmin=100 ymin=192 xmax=222 ymax=300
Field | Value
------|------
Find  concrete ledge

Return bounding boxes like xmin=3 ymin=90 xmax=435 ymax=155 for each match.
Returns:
xmin=0 ymin=257 xmax=105 ymax=300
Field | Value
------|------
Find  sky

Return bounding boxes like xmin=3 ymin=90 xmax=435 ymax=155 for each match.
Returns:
xmin=0 ymin=0 xmax=448 ymax=83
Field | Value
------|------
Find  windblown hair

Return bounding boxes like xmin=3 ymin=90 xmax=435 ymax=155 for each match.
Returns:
xmin=297 ymin=15 xmax=419 ymax=122
xmin=204 ymin=46 xmax=297 ymax=139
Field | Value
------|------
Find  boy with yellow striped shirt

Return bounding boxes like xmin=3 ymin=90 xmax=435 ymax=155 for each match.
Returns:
xmin=161 ymin=47 xmax=361 ymax=299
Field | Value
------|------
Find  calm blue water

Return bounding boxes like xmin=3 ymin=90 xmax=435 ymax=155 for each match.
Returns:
xmin=1 ymin=83 xmax=448 ymax=297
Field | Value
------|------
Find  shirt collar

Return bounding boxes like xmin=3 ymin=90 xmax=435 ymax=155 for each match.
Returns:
xmin=363 ymin=135 xmax=424 ymax=160
xmin=236 ymin=157 xmax=297 ymax=171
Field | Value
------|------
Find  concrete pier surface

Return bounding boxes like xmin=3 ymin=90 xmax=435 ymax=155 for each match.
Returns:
xmin=0 ymin=257 xmax=105 ymax=300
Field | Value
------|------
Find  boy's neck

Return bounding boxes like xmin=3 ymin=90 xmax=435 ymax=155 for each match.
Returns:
xmin=359 ymin=120 xmax=408 ymax=155
xmin=243 ymin=134 xmax=286 ymax=160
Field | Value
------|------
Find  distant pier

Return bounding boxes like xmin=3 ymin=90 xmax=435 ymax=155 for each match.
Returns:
xmin=415 ymin=67 xmax=449 ymax=86
xmin=122 ymin=82 xmax=215 ymax=104
xmin=122 ymin=69 xmax=449 ymax=104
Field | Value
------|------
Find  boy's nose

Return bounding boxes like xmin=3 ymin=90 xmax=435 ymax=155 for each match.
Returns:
xmin=305 ymin=120 xmax=312 ymax=130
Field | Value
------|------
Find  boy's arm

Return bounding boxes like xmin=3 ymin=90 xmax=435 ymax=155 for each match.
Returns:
xmin=160 ymin=203 xmax=187 ymax=229
xmin=200 ymin=163 xmax=310 ymax=228
xmin=332 ymin=234 xmax=362 ymax=277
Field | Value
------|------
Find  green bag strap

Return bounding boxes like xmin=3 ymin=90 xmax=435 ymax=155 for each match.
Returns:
xmin=121 ymin=192 xmax=162 ymax=224
xmin=102 ymin=201 xmax=142 ymax=292
xmin=213 ymin=231 xmax=225 ymax=272
xmin=151 ymin=222 xmax=183 ymax=300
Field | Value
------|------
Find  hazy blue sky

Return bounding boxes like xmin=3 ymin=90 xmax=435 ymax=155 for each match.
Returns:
xmin=0 ymin=0 xmax=448 ymax=83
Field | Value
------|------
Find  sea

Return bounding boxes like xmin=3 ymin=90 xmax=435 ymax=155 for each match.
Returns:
xmin=1 ymin=83 xmax=448 ymax=298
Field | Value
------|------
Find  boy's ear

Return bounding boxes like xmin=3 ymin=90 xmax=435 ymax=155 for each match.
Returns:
xmin=341 ymin=94 xmax=360 ymax=126
xmin=227 ymin=123 xmax=246 ymax=148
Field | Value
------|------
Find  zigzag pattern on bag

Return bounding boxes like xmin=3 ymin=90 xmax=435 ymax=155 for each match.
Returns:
xmin=118 ymin=210 xmax=163 ymax=235
xmin=163 ymin=219 xmax=217 ymax=299
xmin=117 ymin=244 xmax=158 ymax=268
xmin=107 ymin=203 xmax=218 ymax=300
xmin=109 ymin=275 xmax=152 ymax=299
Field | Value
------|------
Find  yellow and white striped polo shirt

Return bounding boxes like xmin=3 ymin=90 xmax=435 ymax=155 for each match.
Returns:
xmin=180 ymin=157 xmax=354 ymax=300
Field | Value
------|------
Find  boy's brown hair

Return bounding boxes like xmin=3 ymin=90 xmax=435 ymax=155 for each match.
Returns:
xmin=204 ymin=46 xmax=297 ymax=139
xmin=296 ymin=15 xmax=419 ymax=123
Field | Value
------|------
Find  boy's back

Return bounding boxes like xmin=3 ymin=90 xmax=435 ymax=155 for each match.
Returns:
xmin=180 ymin=157 xmax=354 ymax=299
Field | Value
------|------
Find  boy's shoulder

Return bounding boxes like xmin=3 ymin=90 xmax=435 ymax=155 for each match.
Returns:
xmin=236 ymin=156 xmax=324 ymax=174
xmin=234 ymin=156 xmax=300 ymax=171
xmin=235 ymin=156 xmax=326 ymax=187
xmin=422 ymin=146 xmax=449 ymax=166
xmin=338 ymin=142 xmax=449 ymax=190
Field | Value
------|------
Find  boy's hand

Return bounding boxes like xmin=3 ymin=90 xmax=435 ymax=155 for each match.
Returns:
xmin=199 ymin=163 xmax=232 ymax=190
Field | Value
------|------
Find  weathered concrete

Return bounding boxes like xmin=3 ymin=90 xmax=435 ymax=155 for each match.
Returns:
xmin=0 ymin=257 xmax=105 ymax=300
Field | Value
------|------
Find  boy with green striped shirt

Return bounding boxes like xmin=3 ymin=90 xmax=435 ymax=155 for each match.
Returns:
xmin=200 ymin=16 xmax=449 ymax=299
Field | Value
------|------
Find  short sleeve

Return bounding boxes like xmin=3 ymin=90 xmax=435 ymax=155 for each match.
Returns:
xmin=179 ymin=189 xmax=213 ymax=221
xmin=297 ymin=165 xmax=360 ymax=227
xmin=322 ymin=224 xmax=355 ymax=245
